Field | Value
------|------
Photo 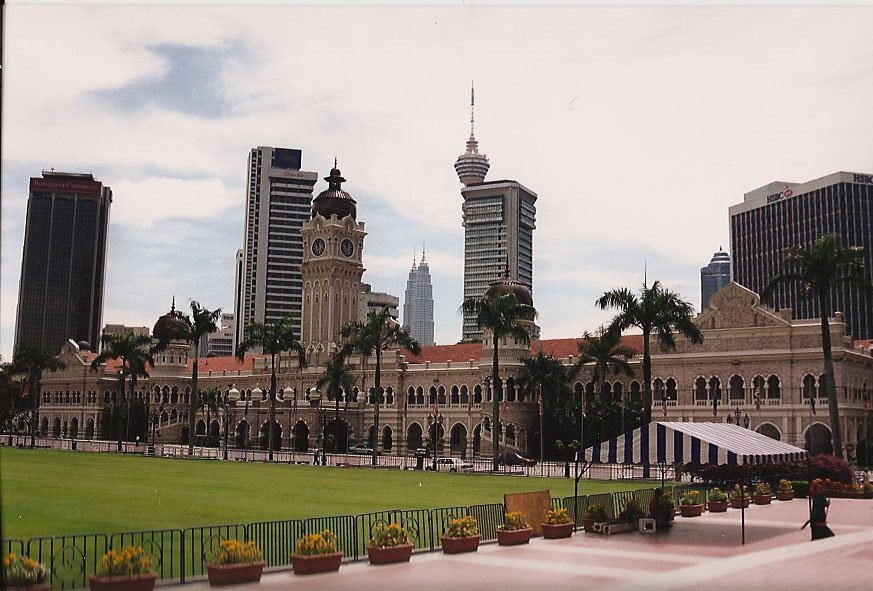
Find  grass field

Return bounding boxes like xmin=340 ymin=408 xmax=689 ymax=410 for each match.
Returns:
xmin=0 ymin=447 xmax=654 ymax=539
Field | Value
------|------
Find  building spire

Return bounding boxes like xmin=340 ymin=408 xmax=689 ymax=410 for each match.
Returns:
xmin=454 ymin=82 xmax=490 ymax=186
xmin=470 ymin=80 xmax=476 ymax=139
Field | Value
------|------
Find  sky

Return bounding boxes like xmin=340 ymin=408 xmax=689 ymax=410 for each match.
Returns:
xmin=2 ymin=2 xmax=873 ymax=362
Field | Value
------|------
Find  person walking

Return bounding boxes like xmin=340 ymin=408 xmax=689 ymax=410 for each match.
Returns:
xmin=809 ymin=480 xmax=834 ymax=540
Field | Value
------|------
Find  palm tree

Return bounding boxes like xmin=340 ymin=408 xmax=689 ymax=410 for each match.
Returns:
xmin=573 ymin=330 xmax=635 ymax=438
xmin=316 ymin=350 xmax=357 ymax=453
xmin=462 ymin=292 xmax=537 ymax=471
xmin=342 ymin=307 xmax=421 ymax=467
xmin=236 ymin=315 xmax=305 ymax=461
xmin=182 ymin=301 xmax=222 ymax=456
xmin=596 ymin=280 xmax=702 ymax=425
xmin=90 ymin=331 xmax=155 ymax=451
xmin=763 ymin=234 xmax=872 ymax=459
xmin=11 ymin=348 xmax=66 ymax=448
xmin=516 ymin=350 xmax=569 ymax=459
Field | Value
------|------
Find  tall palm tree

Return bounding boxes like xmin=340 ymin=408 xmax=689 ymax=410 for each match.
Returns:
xmin=183 ymin=301 xmax=222 ymax=456
xmin=573 ymin=330 xmax=635 ymax=438
xmin=237 ymin=315 xmax=306 ymax=461
xmin=316 ymin=350 xmax=357 ymax=453
xmin=12 ymin=348 xmax=66 ymax=448
xmin=596 ymin=280 xmax=702 ymax=425
xmin=342 ymin=307 xmax=421 ymax=467
xmin=462 ymin=292 xmax=537 ymax=471
xmin=90 ymin=331 xmax=155 ymax=451
xmin=516 ymin=350 xmax=569 ymax=458
xmin=763 ymin=234 xmax=872 ymax=459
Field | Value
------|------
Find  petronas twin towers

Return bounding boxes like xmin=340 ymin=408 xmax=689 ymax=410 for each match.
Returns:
xmin=402 ymin=253 xmax=435 ymax=346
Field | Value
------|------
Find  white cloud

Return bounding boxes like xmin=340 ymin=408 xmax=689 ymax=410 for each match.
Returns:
xmin=110 ymin=177 xmax=239 ymax=228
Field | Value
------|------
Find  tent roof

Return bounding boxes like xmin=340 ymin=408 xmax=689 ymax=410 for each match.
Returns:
xmin=578 ymin=421 xmax=808 ymax=466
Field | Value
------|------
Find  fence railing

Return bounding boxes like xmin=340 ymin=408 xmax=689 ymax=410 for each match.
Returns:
xmin=4 ymin=486 xmax=696 ymax=590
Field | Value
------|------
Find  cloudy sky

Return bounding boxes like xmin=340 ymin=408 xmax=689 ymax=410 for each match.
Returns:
xmin=3 ymin=2 xmax=873 ymax=361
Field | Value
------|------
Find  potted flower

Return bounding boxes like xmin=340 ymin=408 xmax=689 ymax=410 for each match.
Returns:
xmin=753 ymin=482 xmax=773 ymax=505
xmin=496 ymin=512 xmax=533 ymax=546
xmin=543 ymin=507 xmax=575 ymax=538
xmin=776 ymin=479 xmax=794 ymax=501
xmin=441 ymin=516 xmax=480 ymax=554
xmin=581 ymin=504 xmax=607 ymax=533
xmin=729 ymin=484 xmax=750 ymax=509
xmin=291 ymin=530 xmax=342 ymax=575
xmin=619 ymin=499 xmax=645 ymax=524
xmin=707 ymin=487 xmax=729 ymax=512
xmin=657 ymin=494 xmax=675 ymax=529
xmin=205 ymin=540 xmax=265 ymax=586
xmin=678 ymin=490 xmax=704 ymax=517
xmin=3 ymin=553 xmax=49 ymax=591
xmin=367 ymin=523 xmax=413 ymax=565
xmin=89 ymin=547 xmax=157 ymax=591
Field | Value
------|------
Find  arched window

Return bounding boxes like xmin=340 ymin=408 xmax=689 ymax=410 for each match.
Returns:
xmin=665 ymin=378 xmax=677 ymax=401
xmin=602 ymin=381 xmax=613 ymax=401
xmin=460 ymin=385 xmax=469 ymax=405
xmin=416 ymin=386 xmax=424 ymax=405
xmin=506 ymin=424 xmax=516 ymax=444
xmin=407 ymin=386 xmax=415 ymax=406
xmin=653 ymin=378 xmax=664 ymax=401
xmin=709 ymin=376 xmax=721 ymax=401
xmin=767 ymin=375 xmax=781 ymax=399
xmin=429 ymin=386 xmax=437 ymax=404
xmin=694 ymin=377 xmax=708 ymax=401
xmin=451 ymin=385 xmax=460 ymax=405
xmin=802 ymin=374 xmax=816 ymax=399
xmin=437 ymin=385 xmax=446 ymax=405
xmin=473 ymin=385 xmax=482 ymax=404
xmin=386 ymin=386 xmax=394 ymax=405
xmin=729 ymin=375 xmax=744 ymax=400
xmin=630 ymin=381 xmax=642 ymax=403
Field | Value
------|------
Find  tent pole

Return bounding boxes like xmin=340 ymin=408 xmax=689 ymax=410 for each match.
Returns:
xmin=806 ymin=454 xmax=812 ymax=542
xmin=741 ymin=476 xmax=746 ymax=545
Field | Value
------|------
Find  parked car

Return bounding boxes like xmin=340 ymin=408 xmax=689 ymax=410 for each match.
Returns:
xmin=426 ymin=458 xmax=473 ymax=473
xmin=350 ymin=444 xmax=375 ymax=455
xmin=497 ymin=452 xmax=537 ymax=467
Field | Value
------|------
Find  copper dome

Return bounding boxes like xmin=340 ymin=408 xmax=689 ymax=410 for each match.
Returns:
xmin=485 ymin=274 xmax=533 ymax=306
xmin=152 ymin=300 xmax=190 ymax=342
xmin=312 ymin=166 xmax=357 ymax=220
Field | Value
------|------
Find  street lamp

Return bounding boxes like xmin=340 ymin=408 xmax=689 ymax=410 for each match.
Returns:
xmin=224 ymin=385 xmax=239 ymax=460
xmin=284 ymin=386 xmax=294 ymax=461
xmin=252 ymin=386 xmax=263 ymax=453
xmin=743 ymin=413 xmax=750 ymax=429
xmin=428 ymin=407 xmax=443 ymax=471
xmin=734 ymin=406 xmax=742 ymax=426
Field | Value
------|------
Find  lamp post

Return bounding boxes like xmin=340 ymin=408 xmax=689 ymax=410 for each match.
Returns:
xmin=224 ymin=385 xmax=239 ymax=460
xmin=284 ymin=386 xmax=294 ymax=462
xmin=743 ymin=413 xmax=750 ymax=429
xmin=537 ymin=384 xmax=544 ymax=466
xmin=482 ymin=375 xmax=492 ymax=469
xmin=428 ymin=405 xmax=443 ymax=471
xmin=252 ymin=386 xmax=263 ymax=455
xmin=734 ymin=406 xmax=742 ymax=426
xmin=150 ymin=409 xmax=158 ymax=451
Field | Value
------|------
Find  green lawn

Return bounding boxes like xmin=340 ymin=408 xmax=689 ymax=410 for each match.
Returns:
xmin=1 ymin=447 xmax=653 ymax=539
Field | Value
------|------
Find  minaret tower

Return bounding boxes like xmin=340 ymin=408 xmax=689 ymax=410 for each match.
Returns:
xmin=300 ymin=161 xmax=367 ymax=360
xmin=453 ymin=82 xmax=490 ymax=186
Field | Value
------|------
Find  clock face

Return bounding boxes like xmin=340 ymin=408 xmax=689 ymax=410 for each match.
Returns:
xmin=341 ymin=239 xmax=355 ymax=257
xmin=311 ymin=238 xmax=326 ymax=256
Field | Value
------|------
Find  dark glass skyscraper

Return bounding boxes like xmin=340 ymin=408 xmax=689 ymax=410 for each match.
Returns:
xmin=700 ymin=249 xmax=731 ymax=311
xmin=14 ymin=172 xmax=112 ymax=355
xmin=730 ymin=171 xmax=873 ymax=340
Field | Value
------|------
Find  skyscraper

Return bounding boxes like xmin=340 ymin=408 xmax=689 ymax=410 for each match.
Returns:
xmin=730 ymin=171 xmax=873 ymax=340
xmin=403 ymin=252 xmax=435 ymax=346
xmin=700 ymin=248 xmax=731 ymax=311
xmin=455 ymin=87 xmax=537 ymax=341
xmin=14 ymin=171 xmax=112 ymax=356
xmin=234 ymin=147 xmax=317 ymax=349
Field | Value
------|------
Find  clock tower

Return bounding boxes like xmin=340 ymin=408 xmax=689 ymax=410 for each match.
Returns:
xmin=300 ymin=164 xmax=367 ymax=360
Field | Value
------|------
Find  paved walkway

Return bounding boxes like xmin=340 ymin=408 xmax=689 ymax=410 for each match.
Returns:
xmin=180 ymin=499 xmax=873 ymax=591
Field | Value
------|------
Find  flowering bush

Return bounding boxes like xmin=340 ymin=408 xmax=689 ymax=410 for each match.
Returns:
xmin=547 ymin=507 xmax=575 ymax=524
xmin=295 ymin=530 xmax=338 ymax=556
xmin=862 ymin=482 xmax=873 ymax=493
xmin=208 ymin=540 xmax=262 ymax=565
xmin=808 ymin=454 xmax=853 ymax=483
xmin=3 ymin=553 xmax=47 ymax=586
xmin=778 ymin=479 xmax=793 ymax=492
xmin=754 ymin=482 xmax=772 ymax=496
xmin=679 ymin=491 xmax=700 ymax=506
xmin=369 ymin=523 xmax=409 ymax=548
xmin=499 ymin=512 xmax=530 ymax=531
xmin=708 ymin=487 xmax=728 ymax=502
xmin=96 ymin=547 xmax=154 ymax=577
xmin=445 ymin=516 xmax=479 ymax=538
xmin=730 ymin=484 xmax=749 ymax=499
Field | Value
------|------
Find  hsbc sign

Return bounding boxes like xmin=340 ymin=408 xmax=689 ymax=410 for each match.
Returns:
xmin=766 ymin=187 xmax=794 ymax=204
xmin=853 ymin=173 xmax=873 ymax=184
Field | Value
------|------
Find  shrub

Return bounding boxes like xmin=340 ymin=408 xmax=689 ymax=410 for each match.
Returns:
xmin=754 ymin=482 xmax=772 ymax=496
xmin=619 ymin=499 xmax=645 ymax=522
xmin=295 ymin=530 xmax=338 ymax=556
xmin=778 ymin=479 xmax=793 ymax=492
xmin=209 ymin=540 xmax=262 ymax=565
xmin=730 ymin=484 xmax=749 ymax=499
xmin=708 ymin=487 xmax=728 ymax=502
xmin=369 ymin=523 xmax=409 ymax=548
xmin=499 ymin=512 xmax=530 ymax=531
xmin=3 ymin=553 xmax=47 ymax=586
xmin=679 ymin=491 xmax=700 ymax=506
xmin=582 ymin=504 xmax=606 ymax=521
xmin=96 ymin=547 xmax=154 ymax=577
xmin=543 ymin=504 xmax=576 ymax=525
xmin=792 ymin=480 xmax=810 ymax=498
xmin=809 ymin=454 xmax=853 ymax=483
xmin=445 ymin=516 xmax=479 ymax=538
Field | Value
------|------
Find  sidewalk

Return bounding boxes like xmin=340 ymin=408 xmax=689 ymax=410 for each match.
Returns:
xmin=176 ymin=498 xmax=873 ymax=591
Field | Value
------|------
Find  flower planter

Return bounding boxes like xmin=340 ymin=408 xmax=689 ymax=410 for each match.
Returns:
xmin=366 ymin=544 xmax=413 ymax=565
xmin=496 ymin=528 xmax=533 ymax=546
xmin=291 ymin=552 xmax=342 ymax=575
xmin=824 ymin=490 xmax=873 ymax=499
xmin=542 ymin=523 xmax=574 ymax=539
xmin=776 ymin=490 xmax=794 ymax=501
xmin=679 ymin=504 xmax=704 ymax=517
xmin=89 ymin=573 xmax=158 ymax=591
xmin=8 ymin=584 xmax=51 ymax=591
xmin=206 ymin=561 xmax=265 ymax=586
xmin=729 ymin=497 xmax=750 ymax=509
xmin=707 ymin=500 xmax=729 ymax=513
xmin=581 ymin=518 xmax=597 ymax=532
xmin=753 ymin=494 xmax=772 ymax=505
xmin=440 ymin=535 xmax=480 ymax=554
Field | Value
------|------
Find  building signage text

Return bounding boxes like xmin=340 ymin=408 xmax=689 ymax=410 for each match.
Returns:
xmin=766 ymin=187 xmax=794 ymax=204
xmin=853 ymin=173 xmax=873 ymax=184
xmin=31 ymin=178 xmax=102 ymax=195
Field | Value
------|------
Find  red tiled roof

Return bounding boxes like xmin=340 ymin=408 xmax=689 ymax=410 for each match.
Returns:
xmin=854 ymin=339 xmax=871 ymax=349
